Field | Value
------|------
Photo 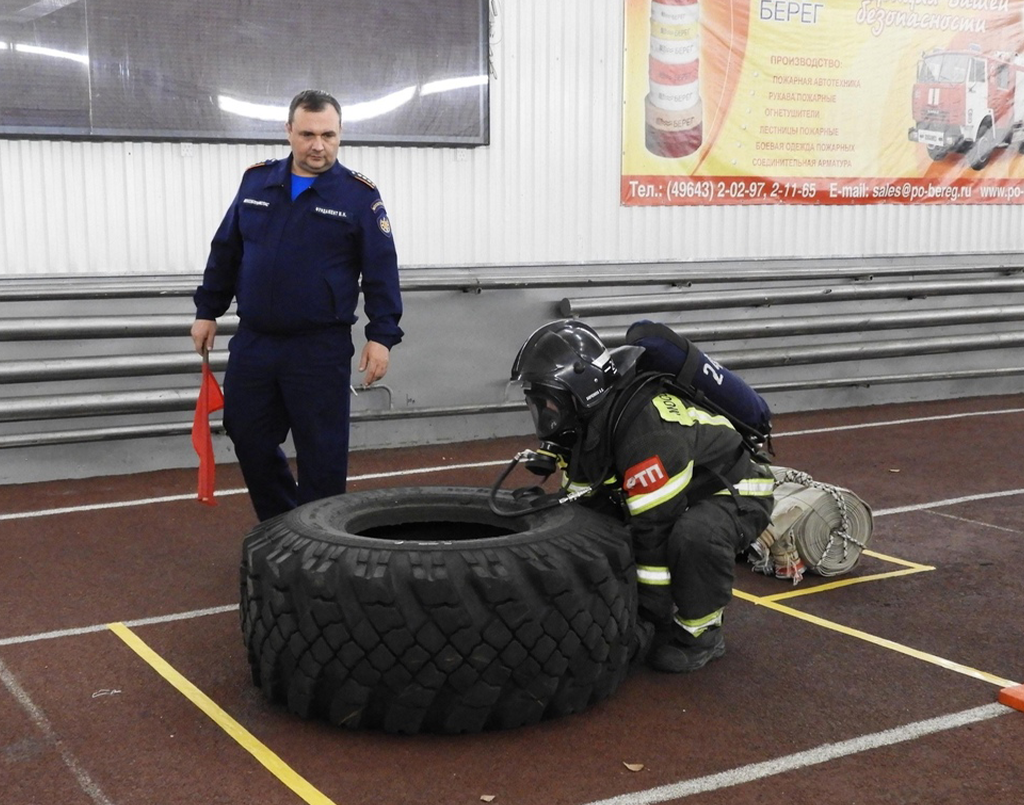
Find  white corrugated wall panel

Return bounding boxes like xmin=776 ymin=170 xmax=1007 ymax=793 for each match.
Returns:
xmin=0 ymin=0 xmax=1021 ymax=278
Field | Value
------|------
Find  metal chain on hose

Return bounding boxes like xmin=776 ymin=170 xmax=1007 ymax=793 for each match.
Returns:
xmin=751 ymin=466 xmax=875 ymax=582
xmin=775 ymin=468 xmax=870 ymax=574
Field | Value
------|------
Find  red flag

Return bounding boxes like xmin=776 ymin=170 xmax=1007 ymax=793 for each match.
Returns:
xmin=191 ymin=355 xmax=224 ymax=505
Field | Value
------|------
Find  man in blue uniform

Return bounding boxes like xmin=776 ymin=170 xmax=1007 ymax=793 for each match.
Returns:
xmin=190 ymin=89 xmax=403 ymax=521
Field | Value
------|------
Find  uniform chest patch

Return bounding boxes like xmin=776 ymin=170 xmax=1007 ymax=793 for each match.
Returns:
xmin=314 ymin=206 xmax=347 ymax=219
xmin=623 ymin=456 xmax=668 ymax=496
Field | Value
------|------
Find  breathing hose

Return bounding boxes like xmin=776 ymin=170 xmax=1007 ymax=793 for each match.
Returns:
xmin=487 ymin=449 xmax=597 ymax=517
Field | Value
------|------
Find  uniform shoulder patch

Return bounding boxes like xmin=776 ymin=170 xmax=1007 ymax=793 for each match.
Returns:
xmin=350 ymin=170 xmax=377 ymax=189
xmin=245 ymin=159 xmax=275 ymax=171
xmin=622 ymin=456 xmax=668 ymax=497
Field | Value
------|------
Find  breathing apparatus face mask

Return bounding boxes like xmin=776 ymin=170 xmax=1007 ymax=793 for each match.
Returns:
xmin=487 ymin=381 xmax=597 ymax=517
xmin=522 ymin=386 xmax=579 ymax=476
xmin=524 ymin=387 xmax=574 ymax=439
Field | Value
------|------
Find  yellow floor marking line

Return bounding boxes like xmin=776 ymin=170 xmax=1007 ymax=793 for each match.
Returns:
xmin=732 ymin=591 xmax=1019 ymax=689
xmin=860 ymin=549 xmax=933 ymax=569
xmin=740 ymin=549 xmax=935 ymax=603
xmin=753 ymin=566 xmax=933 ymax=603
xmin=108 ymin=622 xmax=336 ymax=805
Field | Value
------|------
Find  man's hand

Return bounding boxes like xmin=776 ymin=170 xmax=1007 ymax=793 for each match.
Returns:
xmin=191 ymin=319 xmax=217 ymax=356
xmin=359 ymin=341 xmax=390 ymax=385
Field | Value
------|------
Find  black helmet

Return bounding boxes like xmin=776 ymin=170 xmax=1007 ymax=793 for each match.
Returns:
xmin=510 ymin=320 xmax=643 ymax=437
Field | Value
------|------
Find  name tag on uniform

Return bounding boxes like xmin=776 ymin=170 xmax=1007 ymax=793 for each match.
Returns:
xmin=314 ymin=206 xmax=348 ymax=219
xmin=243 ymin=198 xmax=270 ymax=207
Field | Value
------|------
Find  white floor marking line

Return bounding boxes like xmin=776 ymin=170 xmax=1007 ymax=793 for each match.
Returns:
xmin=5 ymin=483 xmax=1022 ymax=647
xmin=873 ymin=488 xmax=1024 ymax=517
xmin=0 ymin=604 xmax=237 ymax=648
xmin=0 ymin=488 xmax=248 ymax=521
xmin=0 ymin=657 xmax=116 ymax=805
xmin=581 ymin=703 xmax=1010 ymax=805
xmin=777 ymin=407 xmax=1024 ymax=438
xmin=357 ymin=458 xmax=510 ymax=479
xmin=925 ymin=508 xmax=1024 ymax=534
xmin=0 ymin=459 xmax=509 ymax=522
xmin=1 ymin=406 xmax=1020 ymax=524
xmin=6 ymin=478 xmax=1021 ymax=527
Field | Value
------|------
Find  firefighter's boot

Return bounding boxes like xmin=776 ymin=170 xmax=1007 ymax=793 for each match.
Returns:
xmin=648 ymin=626 xmax=726 ymax=673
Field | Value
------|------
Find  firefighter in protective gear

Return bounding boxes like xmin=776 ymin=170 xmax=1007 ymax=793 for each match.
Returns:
xmin=511 ymin=320 xmax=774 ymax=673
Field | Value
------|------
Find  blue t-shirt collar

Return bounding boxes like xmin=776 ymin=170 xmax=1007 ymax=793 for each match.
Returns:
xmin=290 ymin=174 xmax=316 ymax=200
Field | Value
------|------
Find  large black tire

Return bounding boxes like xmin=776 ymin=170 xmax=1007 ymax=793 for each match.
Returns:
xmin=240 ymin=486 xmax=638 ymax=734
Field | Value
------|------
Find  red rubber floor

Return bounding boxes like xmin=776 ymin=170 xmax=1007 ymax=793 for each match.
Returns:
xmin=2 ymin=395 xmax=1023 ymax=805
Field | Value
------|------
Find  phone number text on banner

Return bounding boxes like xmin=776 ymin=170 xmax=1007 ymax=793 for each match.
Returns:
xmin=622 ymin=176 xmax=1018 ymax=205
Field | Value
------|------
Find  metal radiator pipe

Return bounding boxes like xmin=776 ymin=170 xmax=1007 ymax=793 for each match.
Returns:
xmin=597 ymin=305 xmax=1024 ymax=345
xmin=3 ymin=365 xmax=1024 ymax=448
xmin=0 ymin=421 xmax=224 ymax=448
xmin=0 ymin=390 xmax=198 ymax=422
xmin=0 ymin=391 xmax=525 ymax=425
xmin=1 ymin=261 xmax=1021 ymax=301
xmin=562 ymin=277 xmax=1024 ymax=317
xmin=755 ymin=366 xmax=1024 ymax=393
xmin=0 ymin=353 xmax=228 ymax=383
xmin=7 ymin=306 xmax=1022 ymax=385
xmin=0 ymin=315 xmax=240 ymax=341
xmin=3 ymin=330 xmax=1023 ymax=424
xmin=714 ymin=331 xmax=1024 ymax=370
xmin=0 ymin=402 xmax=529 ymax=446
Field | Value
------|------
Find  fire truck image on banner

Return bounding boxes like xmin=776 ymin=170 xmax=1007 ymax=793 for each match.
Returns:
xmin=908 ymin=44 xmax=1024 ymax=170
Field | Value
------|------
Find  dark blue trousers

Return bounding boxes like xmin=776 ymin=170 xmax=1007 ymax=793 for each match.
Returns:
xmin=224 ymin=326 xmax=354 ymax=521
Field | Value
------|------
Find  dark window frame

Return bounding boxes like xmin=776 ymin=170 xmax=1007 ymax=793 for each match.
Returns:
xmin=0 ymin=0 xmax=490 ymax=147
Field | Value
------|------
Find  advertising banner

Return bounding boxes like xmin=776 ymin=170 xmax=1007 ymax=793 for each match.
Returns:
xmin=622 ymin=0 xmax=1024 ymax=205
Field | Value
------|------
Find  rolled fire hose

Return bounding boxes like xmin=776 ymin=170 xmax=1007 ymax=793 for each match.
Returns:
xmin=750 ymin=466 xmax=874 ymax=584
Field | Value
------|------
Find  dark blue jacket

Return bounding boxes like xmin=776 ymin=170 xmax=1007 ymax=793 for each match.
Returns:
xmin=195 ymin=156 xmax=403 ymax=348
